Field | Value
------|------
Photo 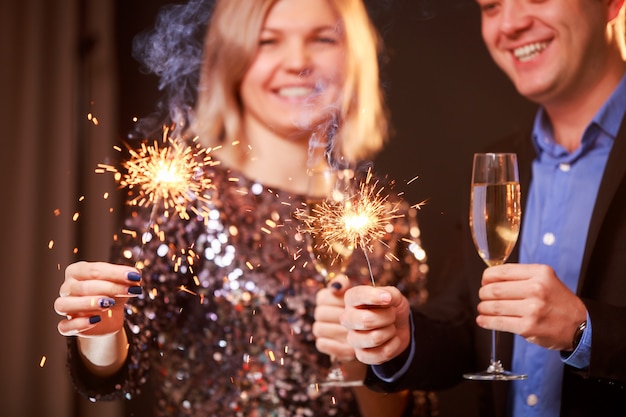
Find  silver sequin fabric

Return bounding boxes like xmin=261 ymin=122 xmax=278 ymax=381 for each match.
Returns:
xmin=67 ymin=163 xmax=429 ymax=417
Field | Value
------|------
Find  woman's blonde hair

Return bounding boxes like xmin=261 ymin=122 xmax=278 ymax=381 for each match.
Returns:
xmin=613 ymin=2 xmax=626 ymax=60
xmin=192 ymin=0 xmax=388 ymax=162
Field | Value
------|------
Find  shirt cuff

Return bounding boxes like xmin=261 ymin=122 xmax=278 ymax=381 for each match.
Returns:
xmin=372 ymin=313 xmax=415 ymax=382
xmin=561 ymin=312 xmax=592 ymax=369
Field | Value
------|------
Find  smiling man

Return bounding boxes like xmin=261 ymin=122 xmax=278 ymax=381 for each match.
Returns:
xmin=334 ymin=0 xmax=626 ymax=416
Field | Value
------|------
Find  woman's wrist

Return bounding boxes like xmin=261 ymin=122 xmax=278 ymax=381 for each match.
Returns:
xmin=77 ymin=329 xmax=129 ymax=377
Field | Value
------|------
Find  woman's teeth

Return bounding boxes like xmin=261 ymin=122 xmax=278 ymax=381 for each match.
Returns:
xmin=278 ymin=87 xmax=316 ymax=97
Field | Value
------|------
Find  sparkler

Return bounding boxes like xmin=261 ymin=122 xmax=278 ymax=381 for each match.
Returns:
xmin=96 ymin=127 xmax=216 ymax=273
xmin=297 ymin=168 xmax=403 ymax=286
xmin=98 ymin=127 xmax=216 ymax=221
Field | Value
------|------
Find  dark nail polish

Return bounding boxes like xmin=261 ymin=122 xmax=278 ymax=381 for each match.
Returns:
xmin=331 ymin=282 xmax=342 ymax=290
xmin=99 ymin=297 xmax=116 ymax=308
xmin=127 ymin=271 xmax=142 ymax=282
xmin=89 ymin=315 xmax=101 ymax=324
xmin=128 ymin=286 xmax=142 ymax=295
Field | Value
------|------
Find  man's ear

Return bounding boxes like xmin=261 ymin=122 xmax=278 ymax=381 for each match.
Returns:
xmin=607 ymin=0 xmax=625 ymax=22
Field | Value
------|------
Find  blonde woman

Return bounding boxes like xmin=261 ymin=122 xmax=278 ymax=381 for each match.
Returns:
xmin=55 ymin=0 xmax=432 ymax=415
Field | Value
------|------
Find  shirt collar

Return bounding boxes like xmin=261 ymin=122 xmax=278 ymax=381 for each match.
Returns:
xmin=532 ymin=72 xmax=626 ymax=162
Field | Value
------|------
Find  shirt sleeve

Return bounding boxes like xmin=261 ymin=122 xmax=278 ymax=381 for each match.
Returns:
xmin=561 ymin=312 xmax=592 ymax=369
xmin=372 ymin=314 xmax=416 ymax=382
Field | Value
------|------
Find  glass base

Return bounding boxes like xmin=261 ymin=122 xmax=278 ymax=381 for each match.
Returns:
xmin=312 ymin=366 xmax=364 ymax=388
xmin=317 ymin=379 xmax=364 ymax=388
xmin=463 ymin=370 xmax=527 ymax=381
xmin=464 ymin=360 xmax=527 ymax=381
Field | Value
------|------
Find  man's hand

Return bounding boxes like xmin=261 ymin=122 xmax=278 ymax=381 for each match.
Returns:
xmin=477 ymin=263 xmax=587 ymax=350
xmin=341 ymin=284 xmax=412 ymax=365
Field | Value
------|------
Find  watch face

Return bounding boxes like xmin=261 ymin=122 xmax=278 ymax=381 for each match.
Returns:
xmin=573 ymin=321 xmax=587 ymax=350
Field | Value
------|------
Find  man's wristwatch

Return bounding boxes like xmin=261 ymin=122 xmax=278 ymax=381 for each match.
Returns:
xmin=571 ymin=320 xmax=587 ymax=351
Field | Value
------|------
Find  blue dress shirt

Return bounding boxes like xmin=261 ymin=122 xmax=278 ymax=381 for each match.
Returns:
xmin=509 ymin=74 xmax=626 ymax=416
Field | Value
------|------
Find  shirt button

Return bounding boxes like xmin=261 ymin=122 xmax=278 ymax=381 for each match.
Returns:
xmin=527 ymin=394 xmax=538 ymax=406
xmin=559 ymin=163 xmax=571 ymax=172
xmin=542 ymin=232 xmax=556 ymax=246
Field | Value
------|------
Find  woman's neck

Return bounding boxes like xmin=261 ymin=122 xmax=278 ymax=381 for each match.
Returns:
xmin=215 ymin=122 xmax=327 ymax=195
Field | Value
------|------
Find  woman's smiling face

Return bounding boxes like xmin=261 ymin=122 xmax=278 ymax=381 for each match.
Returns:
xmin=239 ymin=0 xmax=346 ymax=139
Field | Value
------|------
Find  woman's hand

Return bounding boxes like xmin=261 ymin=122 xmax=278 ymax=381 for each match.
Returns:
xmin=54 ymin=261 xmax=142 ymax=376
xmin=54 ymin=261 xmax=142 ymax=338
xmin=312 ymin=274 xmax=356 ymax=361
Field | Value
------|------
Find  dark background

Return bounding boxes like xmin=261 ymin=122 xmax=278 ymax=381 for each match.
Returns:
xmin=114 ymin=1 xmax=537 ymax=415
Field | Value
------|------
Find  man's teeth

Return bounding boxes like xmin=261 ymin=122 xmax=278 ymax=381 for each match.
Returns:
xmin=278 ymin=87 xmax=315 ymax=97
xmin=513 ymin=42 xmax=549 ymax=62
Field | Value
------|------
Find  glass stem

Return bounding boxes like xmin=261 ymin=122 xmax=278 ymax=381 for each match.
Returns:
xmin=487 ymin=330 xmax=504 ymax=373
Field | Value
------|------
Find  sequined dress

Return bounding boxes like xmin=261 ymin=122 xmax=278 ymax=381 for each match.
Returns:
xmin=67 ymin=163 xmax=430 ymax=417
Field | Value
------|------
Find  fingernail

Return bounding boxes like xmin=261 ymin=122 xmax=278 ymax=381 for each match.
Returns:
xmin=89 ymin=315 xmax=101 ymax=324
xmin=127 ymin=271 xmax=142 ymax=282
xmin=379 ymin=292 xmax=391 ymax=302
xmin=331 ymin=282 xmax=342 ymax=290
xmin=99 ymin=297 xmax=116 ymax=308
xmin=128 ymin=286 xmax=142 ymax=295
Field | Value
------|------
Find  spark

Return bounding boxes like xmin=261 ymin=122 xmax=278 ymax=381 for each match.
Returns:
xmin=87 ymin=113 xmax=99 ymax=126
xmin=407 ymin=175 xmax=420 ymax=185
xmin=99 ymin=127 xmax=217 ymax=220
xmin=299 ymin=169 xmax=402 ymax=252
xmin=296 ymin=168 xmax=404 ymax=285
xmin=411 ymin=198 xmax=429 ymax=210
xmin=95 ymin=127 xmax=217 ymax=277
xmin=178 ymin=285 xmax=197 ymax=296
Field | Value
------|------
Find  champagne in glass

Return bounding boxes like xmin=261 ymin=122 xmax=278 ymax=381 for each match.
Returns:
xmin=306 ymin=167 xmax=362 ymax=387
xmin=464 ymin=153 xmax=527 ymax=381
xmin=471 ymin=182 xmax=521 ymax=266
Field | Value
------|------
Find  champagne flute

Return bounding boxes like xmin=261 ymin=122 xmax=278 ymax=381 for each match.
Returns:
xmin=464 ymin=153 xmax=527 ymax=381
xmin=306 ymin=167 xmax=363 ymax=388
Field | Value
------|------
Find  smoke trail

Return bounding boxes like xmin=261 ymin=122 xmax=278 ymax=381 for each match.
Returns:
xmin=130 ymin=0 xmax=215 ymax=139
xmin=126 ymin=0 xmax=406 ymax=141
xmin=363 ymin=0 xmax=397 ymax=36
